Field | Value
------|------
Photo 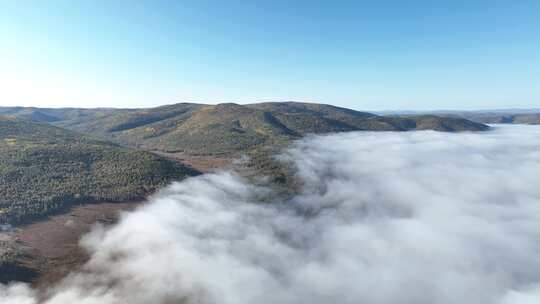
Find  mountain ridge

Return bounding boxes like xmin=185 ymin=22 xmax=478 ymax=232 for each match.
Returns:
xmin=378 ymin=109 xmax=540 ymax=125
xmin=0 ymin=102 xmax=490 ymax=155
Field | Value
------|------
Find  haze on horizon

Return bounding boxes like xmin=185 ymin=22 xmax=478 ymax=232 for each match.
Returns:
xmin=1 ymin=0 xmax=539 ymax=111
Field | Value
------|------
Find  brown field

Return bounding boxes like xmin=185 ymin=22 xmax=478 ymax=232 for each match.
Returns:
xmin=9 ymin=201 xmax=141 ymax=288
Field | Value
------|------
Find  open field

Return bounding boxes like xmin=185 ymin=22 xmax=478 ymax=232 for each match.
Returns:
xmin=2 ymin=201 xmax=141 ymax=287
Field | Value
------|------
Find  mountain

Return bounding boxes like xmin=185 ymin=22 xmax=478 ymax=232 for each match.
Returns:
xmin=1 ymin=102 xmax=488 ymax=155
xmin=378 ymin=109 xmax=540 ymax=125
xmin=0 ymin=116 xmax=198 ymax=224
xmin=248 ymin=102 xmax=489 ymax=133
xmin=0 ymin=106 xmax=135 ymax=123
xmin=448 ymin=112 xmax=540 ymax=125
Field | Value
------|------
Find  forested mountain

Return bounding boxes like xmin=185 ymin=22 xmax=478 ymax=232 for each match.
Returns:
xmin=441 ymin=111 xmax=540 ymax=124
xmin=0 ymin=116 xmax=198 ymax=224
xmin=0 ymin=106 xmax=134 ymax=123
xmin=378 ymin=109 xmax=540 ymax=125
xmin=0 ymin=102 xmax=489 ymax=155
xmin=248 ymin=102 xmax=489 ymax=133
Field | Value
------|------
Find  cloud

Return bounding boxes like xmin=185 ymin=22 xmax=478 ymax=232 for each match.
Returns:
xmin=2 ymin=125 xmax=540 ymax=304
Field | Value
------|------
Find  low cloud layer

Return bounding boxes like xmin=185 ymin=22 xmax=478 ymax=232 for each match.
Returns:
xmin=2 ymin=125 xmax=540 ymax=304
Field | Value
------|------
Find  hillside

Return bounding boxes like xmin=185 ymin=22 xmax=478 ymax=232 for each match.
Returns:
xmin=0 ymin=116 xmax=198 ymax=224
xmin=0 ymin=106 xmax=135 ymax=124
xmin=449 ymin=112 xmax=540 ymax=125
xmin=0 ymin=102 xmax=488 ymax=155
xmin=248 ymin=102 xmax=490 ymax=133
xmin=379 ymin=109 xmax=540 ymax=125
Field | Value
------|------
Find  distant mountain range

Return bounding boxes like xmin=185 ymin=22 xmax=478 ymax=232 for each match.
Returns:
xmin=378 ymin=109 xmax=540 ymax=125
xmin=0 ymin=102 xmax=489 ymax=155
xmin=439 ymin=111 xmax=540 ymax=125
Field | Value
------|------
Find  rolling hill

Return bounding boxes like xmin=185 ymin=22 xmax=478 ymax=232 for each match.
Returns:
xmin=0 ymin=102 xmax=489 ymax=155
xmin=446 ymin=111 xmax=540 ymax=125
xmin=378 ymin=109 xmax=540 ymax=125
xmin=0 ymin=116 xmax=198 ymax=224
xmin=0 ymin=106 xmax=135 ymax=124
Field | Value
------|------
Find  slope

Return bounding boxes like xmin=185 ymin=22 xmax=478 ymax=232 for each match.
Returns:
xmin=0 ymin=102 xmax=489 ymax=156
xmin=0 ymin=116 xmax=198 ymax=224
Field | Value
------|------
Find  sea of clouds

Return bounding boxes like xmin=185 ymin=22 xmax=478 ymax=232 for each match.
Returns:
xmin=1 ymin=125 xmax=540 ymax=304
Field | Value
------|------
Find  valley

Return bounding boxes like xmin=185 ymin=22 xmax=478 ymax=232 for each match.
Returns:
xmin=0 ymin=101 xmax=490 ymax=290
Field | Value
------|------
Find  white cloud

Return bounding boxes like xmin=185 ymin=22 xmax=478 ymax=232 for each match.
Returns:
xmin=1 ymin=125 xmax=540 ymax=304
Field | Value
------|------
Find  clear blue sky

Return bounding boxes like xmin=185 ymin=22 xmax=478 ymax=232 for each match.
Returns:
xmin=1 ymin=0 xmax=539 ymax=110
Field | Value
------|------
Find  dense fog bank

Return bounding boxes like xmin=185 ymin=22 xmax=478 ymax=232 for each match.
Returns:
xmin=2 ymin=125 xmax=540 ymax=304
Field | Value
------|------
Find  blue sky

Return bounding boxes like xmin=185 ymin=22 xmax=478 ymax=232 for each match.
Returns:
xmin=0 ymin=0 xmax=539 ymax=110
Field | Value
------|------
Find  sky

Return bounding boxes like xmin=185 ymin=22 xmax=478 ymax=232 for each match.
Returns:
xmin=0 ymin=0 xmax=539 ymax=111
